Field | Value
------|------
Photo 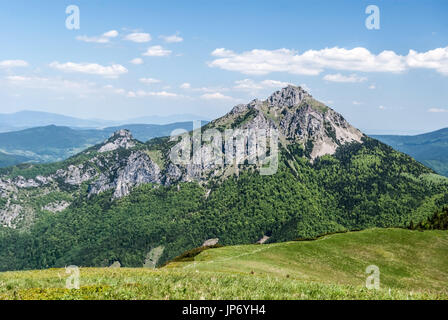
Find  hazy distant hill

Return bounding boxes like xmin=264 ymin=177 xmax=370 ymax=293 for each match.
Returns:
xmin=0 ymin=152 xmax=31 ymax=168
xmin=0 ymin=110 xmax=209 ymax=132
xmin=373 ymin=128 xmax=448 ymax=177
xmin=0 ymin=111 xmax=109 ymax=132
xmin=0 ymin=122 xmax=206 ymax=167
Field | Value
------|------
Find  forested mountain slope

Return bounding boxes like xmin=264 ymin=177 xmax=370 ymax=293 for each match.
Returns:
xmin=373 ymin=128 xmax=448 ymax=177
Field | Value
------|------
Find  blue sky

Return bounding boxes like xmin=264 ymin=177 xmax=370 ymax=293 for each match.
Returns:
xmin=0 ymin=0 xmax=447 ymax=134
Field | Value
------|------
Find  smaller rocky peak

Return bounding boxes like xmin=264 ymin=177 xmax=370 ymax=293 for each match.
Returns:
xmin=98 ymin=129 xmax=136 ymax=153
xmin=229 ymin=99 xmax=261 ymax=115
xmin=229 ymin=103 xmax=248 ymax=115
xmin=266 ymin=85 xmax=311 ymax=108
xmin=113 ymin=129 xmax=133 ymax=139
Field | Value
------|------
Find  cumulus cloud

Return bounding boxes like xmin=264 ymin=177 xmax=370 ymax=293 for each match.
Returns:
xmin=0 ymin=60 xmax=29 ymax=68
xmin=428 ymin=108 xmax=448 ymax=113
xmin=234 ymin=79 xmax=291 ymax=91
xmin=142 ymin=45 xmax=172 ymax=57
xmin=127 ymin=90 xmax=178 ymax=98
xmin=103 ymin=30 xmax=118 ymax=38
xmin=76 ymin=30 xmax=118 ymax=43
xmin=200 ymin=92 xmax=234 ymax=100
xmin=5 ymin=75 xmax=97 ymax=93
xmin=209 ymin=46 xmax=448 ymax=76
xmin=323 ymin=73 xmax=367 ymax=83
xmin=261 ymin=79 xmax=293 ymax=88
xmin=139 ymin=78 xmax=161 ymax=84
xmin=130 ymin=58 xmax=144 ymax=65
xmin=125 ymin=32 xmax=152 ymax=43
xmin=180 ymin=82 xmax=191 ymax=89
xmin=160 ymin=34 xmax=183 ymax=43
xmin=6 ymin=75 xmax=47 ymax=83
xmin=49 ymin=61 xmax=128 ymax=77
xmin=406 ymin=47 xmax=448 ymax=75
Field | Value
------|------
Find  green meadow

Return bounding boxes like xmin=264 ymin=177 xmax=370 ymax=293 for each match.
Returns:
xmin=1 ymin=228 xmax=447 ymax=300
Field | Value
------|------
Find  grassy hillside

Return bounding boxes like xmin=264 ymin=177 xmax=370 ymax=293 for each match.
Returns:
xmin=0 ymin=228 xmax=447 ymax=300
xmin=168 ymin=228 xmax=448 ymax=294
xmin=373 ymin=128 xmax=448 ymax=177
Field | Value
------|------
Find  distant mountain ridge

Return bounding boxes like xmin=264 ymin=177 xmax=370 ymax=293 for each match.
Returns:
xmin=0 ymin=152 xmax=31 ymax=168
xmin=373 ymin=128 xmax=448 ymax=177
xmin=0 ymin=110 xmax=209 ymax=132
xmin=0 ymin=122 xmax=207 ymax=167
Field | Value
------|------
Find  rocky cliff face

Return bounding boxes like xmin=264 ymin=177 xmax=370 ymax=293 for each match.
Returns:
xmin=0 ymin=129 xmax=143 ymax=227
xmin=88 ymin=150 xmax=161 ymax=199
xmin=98 ymin=129 xmax=136 ymax=153
xmin=238 ymin=85 xmax=364 ymax=159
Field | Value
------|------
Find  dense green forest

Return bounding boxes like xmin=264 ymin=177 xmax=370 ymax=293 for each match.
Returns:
xmin=373 ymin=127 xmax=448 ymax=177
xmin=0 ymin=137 xmax=447 ymax=271
xmin=410 ymin=206 xmax=448 ymax=230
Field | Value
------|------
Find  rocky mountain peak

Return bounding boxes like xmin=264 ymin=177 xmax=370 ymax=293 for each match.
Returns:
xmin=214 ymin=85 xmax=364 ymax=161
xmin=98 ymin=129 xmax=136 ymax=153
xmin=266 ymin=85 xmax=310 ymax=108
xmin=113 ymin=129 xmax=133 ymax=138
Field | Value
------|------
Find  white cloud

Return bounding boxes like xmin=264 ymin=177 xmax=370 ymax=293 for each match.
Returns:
xmin=209 ymin=47 xmax=405 ymax=75
xmin=160 ymin=34 xmax=183 ymax=43
xmin=6 ymin=75 xmax=45 ymax=82
xmin=125 ymin=32 xmax=152 ymax=43
xmin=139 ymin=78 xmax=161 ymax=84
xmin=102 ymin=85 xmax=126 ymax=95
xmin=352 ymin=101 xmax=363 ymax=105
xmin=0 ymin=60 xmax=29 ymax=68
xmin=180 ymin=82 xmax=191 ymax=89
xmin=323 ymin=73 xmax=367 ymax=83
xmin=379 ymin=105 xmax=386 ymax=110
xmin=209 ymin=46 xmax=448 ymax=76
xmin=261 ymin=79 xmax=292 ymax=88
xmin=234 ymin=79 xmax=291 ymax=91
xmin=428 ymin=108 xmax=448 ymax=113
xmin=127 ymin=90 xmax=178 ymax=98
xmin=193 ymin=86 xmax=229 ymax=93
xmin=49 ymin=61 xmax=128 ymax=77
xmin=300 ymin=83 xmax=311 ymax=92
xmin=142 ymin=45 xmax=172 ymax=57
xmin=369 ymin=84 xmax=376 ymax=89
xmin=200 ymin=92 xmax=233 ymax=100
xmin=406 ymin=47 xmax=448 ymax=75
xmin=130 ymin=58 xmax=144 ymax=65
xmin=103 ymin=30 xmax=118 ymax=38
xmin=234 ymin=79 xmax=262 ymax=90
xmin=76 ymin=30 xmax=118 ymax=43
xmin=5 ymin=75 xmax=97 ymax=93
